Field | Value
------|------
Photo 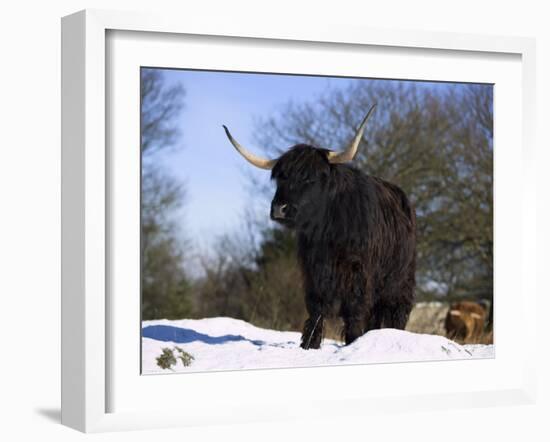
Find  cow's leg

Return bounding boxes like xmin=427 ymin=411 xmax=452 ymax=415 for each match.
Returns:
xmin=343 ymin=315 xmax=365 ymax=345
xmin=380 ymin=268 xmax=415 ymax=330
xmin=365 ymin=300 xmax=383 ymax=331
xmin=300 ymin=291 xmax=324 ymax=350
xmin=383 ymin=301 xmax=413 ymax=329
xmin=341 ymin=293 xmax=371 ymax=346
xmin=301 ymin=314 xmax=324 ymax=350
xmin=465 ymin=318 xmax=475 ymax=342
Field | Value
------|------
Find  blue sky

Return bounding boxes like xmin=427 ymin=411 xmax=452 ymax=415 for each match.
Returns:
xmin=146 ymin=69 xmax=478 ymax=261
xmin=155 ymin=69 xmax=358 ymax=255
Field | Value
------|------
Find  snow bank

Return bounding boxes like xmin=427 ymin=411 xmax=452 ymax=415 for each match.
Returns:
xmin=142 ymin=317 xmax=494 ymax=374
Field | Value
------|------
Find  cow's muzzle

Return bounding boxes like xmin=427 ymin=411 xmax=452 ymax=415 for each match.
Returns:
xmin=271 ymin=203 xmax=288 ymax=220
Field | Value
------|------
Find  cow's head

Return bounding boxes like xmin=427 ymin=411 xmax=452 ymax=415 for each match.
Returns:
xmin=223 ymin=105 xmax=375 ymax=229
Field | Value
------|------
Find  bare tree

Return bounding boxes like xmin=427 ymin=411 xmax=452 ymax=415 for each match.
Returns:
xmin=252 ymin=81 xmax=493 ymax=301
xmin=141 ymin=69 xmax=191 ymax=320
xmin=141 ymin=69 xmax=185 ymax=158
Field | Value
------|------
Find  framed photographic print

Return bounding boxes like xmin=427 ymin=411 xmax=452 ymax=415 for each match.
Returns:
xmin=61 ymin=9 xmax=537 ymax=432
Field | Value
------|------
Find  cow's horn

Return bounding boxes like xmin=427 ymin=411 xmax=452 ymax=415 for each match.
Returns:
xmin=223 ymin=125 xmax=276 ymax=170
xmin=327 ymin=104 xmax=376 ymax=164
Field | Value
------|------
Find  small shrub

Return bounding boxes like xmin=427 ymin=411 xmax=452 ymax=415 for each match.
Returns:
xmin=156 ymin=348 xmax=177 ymax=370
xmin=175 ymin=347 xmax=195 ymax=367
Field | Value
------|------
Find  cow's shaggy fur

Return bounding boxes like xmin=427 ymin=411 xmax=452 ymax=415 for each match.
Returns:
xmin=444 ymin=301 xmax=487 ymax=343
xmin=269 ymin=145 xmax=416 ymax=349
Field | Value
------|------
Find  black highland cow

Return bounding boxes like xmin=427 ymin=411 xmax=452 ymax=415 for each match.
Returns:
xmin=223 ymin=105 xmax=416 ymax=349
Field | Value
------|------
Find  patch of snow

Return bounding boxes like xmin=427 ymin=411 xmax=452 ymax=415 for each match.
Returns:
xmin=142 ymin=317 xmax=494 ymax=374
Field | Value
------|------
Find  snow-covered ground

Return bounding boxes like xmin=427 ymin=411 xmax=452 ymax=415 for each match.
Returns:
xmin=142 ymin=317 xmax=494 ymax=374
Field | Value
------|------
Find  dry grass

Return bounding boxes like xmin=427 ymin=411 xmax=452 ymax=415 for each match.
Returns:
xmin=323 ymin=318 xmax=345 ymax=343
xmin=452 ymin=330 xmax=493 ymax=345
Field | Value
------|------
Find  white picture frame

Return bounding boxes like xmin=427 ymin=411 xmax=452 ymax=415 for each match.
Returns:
xmin=61 ymin=9 xmax=537 ymax=433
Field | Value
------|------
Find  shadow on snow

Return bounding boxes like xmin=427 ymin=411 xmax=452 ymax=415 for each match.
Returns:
xmin=142 ymin=325 xmax=265 ymax=346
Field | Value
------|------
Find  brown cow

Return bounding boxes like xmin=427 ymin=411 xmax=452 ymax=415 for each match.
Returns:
xmin=445 ymin=301 xmax=487 ymax=343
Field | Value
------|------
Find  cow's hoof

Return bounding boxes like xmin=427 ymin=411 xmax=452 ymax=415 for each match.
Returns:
xmin=300 ymin=341 xmax=321 ymax=350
